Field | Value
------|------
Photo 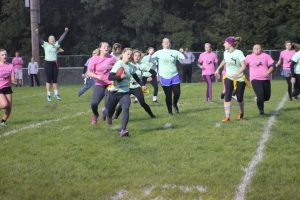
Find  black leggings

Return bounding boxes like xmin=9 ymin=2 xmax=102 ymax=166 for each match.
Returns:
xmin=224 ymin=78 xmax=245 ymax=102
xmin=107 ymin=92 xmax=131 ymax=130
xmin=150 ymin=76 xmax=159 ymax=96
xmin=91 ymin=85 xmax=108 ymax=117
xmin=286 ymin=77 xmax=292 ymax=99
xmin=44 ymin=61 xmax=59 ymax=83
xmin=115 ymin=87 xmax=155 ymax=118
xmin=251 ymin=80 xmax=271 ymax=112
xmin=162 ymin=84 xmax=181 ymax=114
xmin=182 ymin=64 xmax=193 ymax=83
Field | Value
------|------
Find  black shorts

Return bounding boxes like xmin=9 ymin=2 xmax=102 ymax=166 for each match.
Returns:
xmin=0 ymin=87 xmax=13 ymax=94
xmin=45 ymin=61 xmax=59 ymax=83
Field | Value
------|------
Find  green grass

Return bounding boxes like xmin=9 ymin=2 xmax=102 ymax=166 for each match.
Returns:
xmin=0 ymin=81 xmax=299 ymax=200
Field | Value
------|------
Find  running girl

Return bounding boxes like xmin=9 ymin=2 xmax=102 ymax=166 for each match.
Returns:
xmin=77 ymin=49 xmax=98 ymax=97
xmin=86 ymin=43 xmax=116 ymax=125
xmin=114 ymin=50 xmax=156 ymax=119
xmin=290 ymin=43 xmax=300 ymax=98
xmin=198 ymin=43 xmax=218 ymax=102
xmin=276 ymin=41 xmax=296 ymax=101
xmin=36 ymin=27 xmax=69 ymax=102
xmin=141 ymin=47 xmax=159 ymax=103
xmin=151 ymin=38 xmax=185 ymax=115
xmin=0 ymin=49 xmax=16 ymax=126
xmin=215 ymin=36 xmax=246 ymax=122
xmin=111 ymin=43 xmax=122 ymax=61
xmin=107 ymin=48 xmax=147 ymax=137
xmin=246 ymin=44 xmax=274 ymax=115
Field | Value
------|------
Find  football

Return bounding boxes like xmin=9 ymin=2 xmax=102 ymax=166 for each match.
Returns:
xmin=116 ymin=67 xmax=125 ymax=77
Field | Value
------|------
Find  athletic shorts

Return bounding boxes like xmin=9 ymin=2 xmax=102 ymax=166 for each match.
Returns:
xmin=0 ymin=87 xmax=13 ymax=94
xmin=14 ymin=69 xmax=23 ymax=80
xmin=159 ymin=74 xmax=180 ymax=86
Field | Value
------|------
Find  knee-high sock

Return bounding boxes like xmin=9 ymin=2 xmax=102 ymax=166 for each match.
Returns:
xmin=224 ymin=101 xmax=231 ymax=118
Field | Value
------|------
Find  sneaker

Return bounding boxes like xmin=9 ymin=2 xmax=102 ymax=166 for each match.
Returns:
xmin=222 ymin=117 xmax=230 ymax=123
xmin=54 ymin=94 xmax=62 ymax=100
xmin=259 ymin=110 xmax=265 ymax=115
xmin=47 ymin=95 xmax=52 ymax=102
xmin=237 ymin=113 xmax=244 ymax=120
xmin=153 ymin=100 xmax=159 ymax=103
xmin=91 ymin=115 xmax=98 ymax=125
xmin=107 ymin=117 xmax=112 ymax=125
xmin=101 ymin=107 xmax=107 ymax=121
xmin=173 ymin=105 xmax=179 ymax=113
xmin=0 ymin=121 xmax=7 ymax=126
xmin=119 ymin=129 xmax=129 ymax=137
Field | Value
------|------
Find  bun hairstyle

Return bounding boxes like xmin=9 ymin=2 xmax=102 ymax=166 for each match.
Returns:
xmin=225 ymin=36 xmax=242 ymax=47
xmin=292 ymin=42 xmax=300 ymax=50
xmin=112 ymin=43 xmax=122 ymax=54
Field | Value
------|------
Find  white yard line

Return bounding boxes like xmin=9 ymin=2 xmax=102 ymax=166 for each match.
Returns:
xmin=233 ymin=93 xmax=288 ymax=200
xmin=0 ymin=112 xmax=86 ymax=138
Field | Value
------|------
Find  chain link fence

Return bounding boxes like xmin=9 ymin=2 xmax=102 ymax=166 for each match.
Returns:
xmin=7 ymin=50 xmax=284 ymax=86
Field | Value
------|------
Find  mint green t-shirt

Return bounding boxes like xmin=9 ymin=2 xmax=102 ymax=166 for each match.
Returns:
xmin=141 ymin=55 xmax=158 ymax=77
xmin=110 ymin=60 xmax=136 ymax=93
xmin=224 ymin=49 xmax=246 ymax=81
xmin=152 ymin=49 xmax=184 ymax=79
xmin=41 ymin=41 xmax=60 ymax=61
xmin=292 ymin=51 xmax=300 ymax=74
xmin=129 ymin=62 xmax=152 ymax=89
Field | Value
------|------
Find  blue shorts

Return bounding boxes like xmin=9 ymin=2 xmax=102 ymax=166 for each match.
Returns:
xmin=160 ymin=74 xmax=180 ymax=86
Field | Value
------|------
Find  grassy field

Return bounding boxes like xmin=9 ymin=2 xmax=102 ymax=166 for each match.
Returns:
xmin=0 ymin=81 xmax=299 ymax=200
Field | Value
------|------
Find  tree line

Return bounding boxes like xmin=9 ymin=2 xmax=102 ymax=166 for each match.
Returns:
xmin=0 ymin=0 xmax=299 ymax=57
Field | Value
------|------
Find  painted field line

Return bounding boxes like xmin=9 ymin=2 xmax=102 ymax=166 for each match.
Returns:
xmin=0 ymin=112 xmax=87 ymax=138
xmin=233 ymin=93 xmax=288 ymax=200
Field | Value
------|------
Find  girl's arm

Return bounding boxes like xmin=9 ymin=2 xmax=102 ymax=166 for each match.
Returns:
xmin=275 ymin=58 xmax=282 ymax=68
xmin=57 ymin=28 xmax=69 ymax=44
xmin=214 ymin=60 xmax=225 ymax=77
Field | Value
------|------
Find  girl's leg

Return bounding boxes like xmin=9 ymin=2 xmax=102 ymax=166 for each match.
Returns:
xmin=132 ymin=88 xmax=155 ymax=118
xmin=162 ymin=86 xmax=173 ymax=114
xmin=223 ymin=78 xmax=234 ymax=121
xmin=171 ymin=84 xmax=181 ymax=113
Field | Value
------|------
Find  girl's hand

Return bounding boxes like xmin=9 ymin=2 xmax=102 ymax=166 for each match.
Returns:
xmin=147 ymin=77 xmax=152 ymax=82
xmin=96 ymin=75 xmax=103 ymax=80
xmin=262 ymin=72 xmax=270 ymax=78
xmin=120 ymin=73 xmax=126 ymax=79
xmin=214 ymin=70 xmax=220 ymax=78
xmin=291 ymin=77 xmax=296 ymax=84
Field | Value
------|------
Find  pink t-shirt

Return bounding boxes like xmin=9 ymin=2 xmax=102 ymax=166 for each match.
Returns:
xmin=198 ymin=52 xmax=218 ymax=75
xmin=245 ymin=53 xmax=274 ymax=81
xmin=279 ymin=50 xmax=296 ymax=69
xmin=0 ymin=63 xmax=14 ymax=89
xmin=12 ymin=57 xmax=24 ymax=70
xmin=88 ymin=55 xmax=116 ymax=86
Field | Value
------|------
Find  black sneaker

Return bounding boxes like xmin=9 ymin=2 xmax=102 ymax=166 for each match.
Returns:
xmin=259 ymin=110 xmax=265 ymax=115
